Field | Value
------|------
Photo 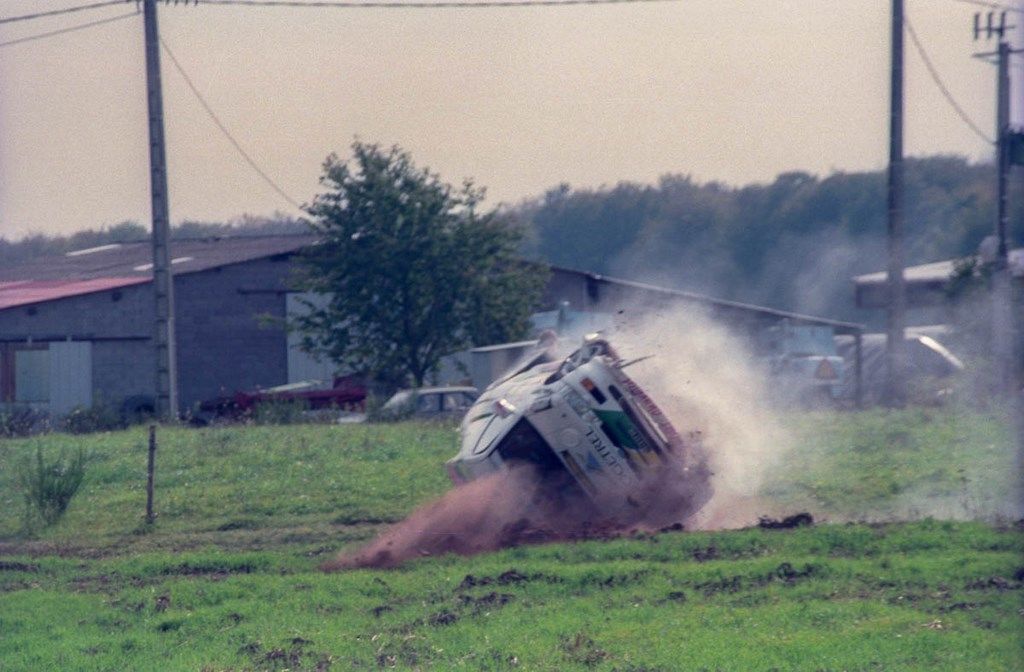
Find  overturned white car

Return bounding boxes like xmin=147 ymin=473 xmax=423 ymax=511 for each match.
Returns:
xmin=447 ymin=334 xmax=713 ymax=515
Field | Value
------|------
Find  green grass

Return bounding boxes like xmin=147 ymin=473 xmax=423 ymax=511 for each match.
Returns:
xmin=0 ymin=423 xmax=457 ymax=553
xmin=772 ymin=407 xmax=1018 ymax=521
xmin=1 ymin=522 xmax=1020 ymax=671
xmin=0 ymin=409 xmax=1021 ymax=670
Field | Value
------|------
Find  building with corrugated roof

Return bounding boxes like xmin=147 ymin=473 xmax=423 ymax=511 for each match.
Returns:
xmin=0 ymin=234 xmax=863 ymax=419
xmin=853 ymin=247 xmax=1023 ymax=311
xmin=0 ymin=235 xmax=316 ymax=418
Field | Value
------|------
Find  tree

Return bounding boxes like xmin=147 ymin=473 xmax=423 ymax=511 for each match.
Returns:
xmin=293 ymin=141 xmax=547 ymax=387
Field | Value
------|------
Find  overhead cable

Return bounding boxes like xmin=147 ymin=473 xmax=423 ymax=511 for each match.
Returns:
xmin=0 ymin=11 xmax=138 ymax=49
xmin=159 ymin=37 xmax=305 ymax=211
xmin=195 ymin=0 xmax=680 ymax=9
xmin=905 ymin=16 xmax=994 ymax=145
xmin=949 ymin=0 xmax=1024 ymax=14
xmin=0 ymin=1 xmax=126 ymax=26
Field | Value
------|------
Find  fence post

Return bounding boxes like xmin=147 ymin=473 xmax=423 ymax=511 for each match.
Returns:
xmin=146 ymin=424 xmax=157 ymax=524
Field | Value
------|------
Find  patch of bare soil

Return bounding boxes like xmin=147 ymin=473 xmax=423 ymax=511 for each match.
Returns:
xmin=0 ymin=561 xmax=39 ymax=572
xmin=322 ymin=458 xmax=712 ymax=571
xmin=758 ymin=512 xmax=814 ymax=529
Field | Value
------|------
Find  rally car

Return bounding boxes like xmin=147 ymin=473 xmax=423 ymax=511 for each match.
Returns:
xmin=446 ymin=334 xmax=712 ymax=513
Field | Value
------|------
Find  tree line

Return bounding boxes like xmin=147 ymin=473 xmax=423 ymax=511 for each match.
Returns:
xmin=4 ymin=154 xmax=1017 ymax=326
xmin=518 ymin=155 xmax=1021 ymax=323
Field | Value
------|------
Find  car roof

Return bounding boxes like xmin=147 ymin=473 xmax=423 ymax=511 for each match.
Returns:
xmin=396 ymin=386 xmax=478 ymax=395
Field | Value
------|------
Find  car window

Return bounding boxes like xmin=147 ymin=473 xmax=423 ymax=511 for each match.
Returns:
xmin=417 ymin=393 xmax=439 ymax=413
xmin=443 ymin=393 xmax=471 ymax=411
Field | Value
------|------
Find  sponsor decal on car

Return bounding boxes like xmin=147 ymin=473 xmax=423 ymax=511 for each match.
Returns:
xmin=584 ymin=426 xmax=627 ymax=480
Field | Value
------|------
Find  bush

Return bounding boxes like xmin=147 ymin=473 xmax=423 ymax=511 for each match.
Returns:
xmin=0 ymin=407 xmax=51 ymax=438
xmin=251 ymin=398 xmax=309 ymax=425
xmin=63 ymin=401 xmax=124 ymax=434
xmin=18 ymin=446 xmax=88 ymax=527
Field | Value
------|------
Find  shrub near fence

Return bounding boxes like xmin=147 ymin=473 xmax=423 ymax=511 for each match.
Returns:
xmin=17 ymin=446 xmax=88 ymax=528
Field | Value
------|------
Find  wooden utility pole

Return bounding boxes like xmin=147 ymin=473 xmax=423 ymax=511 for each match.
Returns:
xmin=146 ymin=424 xmax=158 ymax=524
xmin=143 ymin=0 xmax=178 ymax=420
xmin=885 ymin=0 xmax=907 ymax=407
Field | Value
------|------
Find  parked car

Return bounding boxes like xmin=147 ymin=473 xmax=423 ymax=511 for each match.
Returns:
xmin=196 ymin=375 xmax=367 ymax=423
xmin=835 ymin=328 xmax=964 ymax=405
xmin=377 ymin=386 xmax=479 ymax=421
xmin=758 ymin=321 xmax=844 ymax=405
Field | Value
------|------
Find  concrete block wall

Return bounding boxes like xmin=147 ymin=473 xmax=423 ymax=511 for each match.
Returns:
xmin=91 ymin=340 xmax=156 ymax=409
xmin=0 ymin=283 xmax=151 ymax=340
xmin=174 ymin=257 xmax=292 ymax=410
xmin=0 ymin=255 xmax=297 ymax=415
xmin=0 ymin=283 xmax=154 ymax=415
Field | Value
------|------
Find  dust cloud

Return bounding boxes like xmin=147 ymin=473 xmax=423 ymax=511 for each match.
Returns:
xmin=323 ymin=308 xmax=785 ymax=571
xmin=323 ymin=456 xmax=715 ymax=571
xmin=609 ymin=308 xmax=790 ymax=530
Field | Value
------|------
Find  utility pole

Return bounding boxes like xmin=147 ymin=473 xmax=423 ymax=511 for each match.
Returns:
xmin=143 ymin=0 xmax=178 ymax=420
xmin=974 ymin=8 xmax=1023 ymax=514
xmin=885 ymin=0 xmax=906 ymax=407
xmin=973 ymin=10 xmax=1019 ymax=394
xmin=992 ymin=39 xmax=1013 ymax=393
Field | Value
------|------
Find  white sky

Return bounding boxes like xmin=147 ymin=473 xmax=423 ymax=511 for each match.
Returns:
xmin=0 ymin=0 xmax=1021 ymax=239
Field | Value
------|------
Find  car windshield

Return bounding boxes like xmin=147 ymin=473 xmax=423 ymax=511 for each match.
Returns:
xmin=382 ymin=391 xmax=412 ymax=410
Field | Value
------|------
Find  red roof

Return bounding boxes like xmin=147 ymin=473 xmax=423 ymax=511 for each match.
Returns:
xmin=0 ymin=277 xmax=150 ymax=310
xmin=0 ymin=234 xmax=316 ymax=311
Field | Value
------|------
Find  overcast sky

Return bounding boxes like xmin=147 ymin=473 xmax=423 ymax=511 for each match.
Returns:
xmin=1 ymin=0 xmax=1021 ymax=239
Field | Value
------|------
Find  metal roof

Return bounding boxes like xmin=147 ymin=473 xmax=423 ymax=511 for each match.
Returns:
xmin=0 ymin=234 xmax=316 ymax=284
xmin=854 ymin=247 xmax=1024 ymax=285
xmin=549 ymin=265 xmax=863 ymax=332
xmin=0 ymin=234 xmax=315 ymax=310
xmin=0 ymin=234 xmax=861 ymax=333
xmin=0 ymin=277 xmax=150 ymax=311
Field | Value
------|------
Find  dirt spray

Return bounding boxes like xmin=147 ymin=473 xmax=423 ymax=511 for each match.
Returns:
xmin=323 ymin=309 xmax=786 ymax=571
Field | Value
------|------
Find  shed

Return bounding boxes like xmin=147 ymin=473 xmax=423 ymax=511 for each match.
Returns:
xmin=0 ymin=236 xmax=865 ymax=418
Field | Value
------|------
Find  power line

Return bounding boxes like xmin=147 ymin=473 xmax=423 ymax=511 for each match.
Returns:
xmin=949 ymin=0 xmax=1024 ymax=14
xmin=0 ymin=11 xmax=137 ymax=49
xmin=195 ymin=0 xmax=680 ymax=9
xmin=0 ymin=1 xmax=126 ymax=26
xmin=905 ymin=16 xmax=995 ymax=145
xmin=159 ymin=37 xmax=304 ymax=211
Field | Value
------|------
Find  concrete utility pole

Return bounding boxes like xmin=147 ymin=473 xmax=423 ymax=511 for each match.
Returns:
xmin=973 ymin=11 xmax=1019 ymax=394
xmin=974 ymin=7 xmax=1024 ymax=514
xmin=143 ymin=0 xmax=178 ymax=420
xmin=992 ymin=40 xmax=1014 ymax=393
xmin=885 ymin=0 xmax=907 ymax=407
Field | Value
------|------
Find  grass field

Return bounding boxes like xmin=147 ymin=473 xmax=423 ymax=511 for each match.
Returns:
xmin=0 ymin=409 xmax=1021 ymax=670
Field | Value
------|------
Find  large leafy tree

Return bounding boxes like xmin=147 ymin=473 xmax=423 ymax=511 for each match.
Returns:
xmin=293 ymin=141 xmax=546 ymax=387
